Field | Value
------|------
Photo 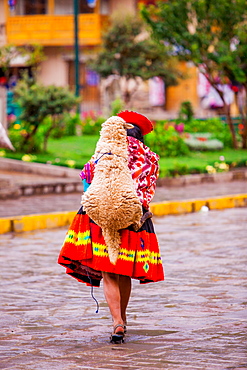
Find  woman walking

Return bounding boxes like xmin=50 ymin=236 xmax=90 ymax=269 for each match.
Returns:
xmin=58 ymin=110 xmax=164 ymax=343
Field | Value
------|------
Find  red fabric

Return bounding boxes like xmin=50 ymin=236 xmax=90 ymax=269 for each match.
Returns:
xmin=117 ymin=110 xmax=153 ymax=135
xmin=58 ymin=212 xmax=164 ymax=286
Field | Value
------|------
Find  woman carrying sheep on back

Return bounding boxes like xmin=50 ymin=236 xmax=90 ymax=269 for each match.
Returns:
xmin=58 ymin=110 xmax=164 ymax=344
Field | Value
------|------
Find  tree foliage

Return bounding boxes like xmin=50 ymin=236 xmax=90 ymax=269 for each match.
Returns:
xmin=13 ymin=75 xmax=79 ymax=152
xmin=0 ymin=44 xmax=45 ymax=78
xmin=89 ymin=15 xmax=181 ymax=104
xmin=141 ymin=0 xmax=247 ymax=148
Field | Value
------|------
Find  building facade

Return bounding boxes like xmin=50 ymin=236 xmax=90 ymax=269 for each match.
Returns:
xmin=1 ymin=0 xmax=131 ymax=111
xmin=1 ymin=0 xmax=232 ymax=118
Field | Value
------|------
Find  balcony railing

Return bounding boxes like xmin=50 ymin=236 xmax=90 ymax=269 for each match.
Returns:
xmin=6 ymin=14 xmax=104 ymax=46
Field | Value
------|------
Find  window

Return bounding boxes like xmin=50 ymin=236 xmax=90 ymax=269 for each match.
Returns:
xmin=79 ymin=0 xmax=95 ymax=13
xmin=15 ymin=0 xmax=47 ymax=15
xmin=54 ymin=0 xmax=95 ymax=15
xmin=25 ymin=0 xmax=47 ymax=14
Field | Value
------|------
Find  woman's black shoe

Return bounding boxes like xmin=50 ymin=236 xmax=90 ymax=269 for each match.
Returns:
xmin=110 ymin=324 xmax=125 ymax=344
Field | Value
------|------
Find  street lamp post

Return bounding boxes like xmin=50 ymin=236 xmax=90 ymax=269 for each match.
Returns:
xmin=74 ymin=0 xmax=80 ymax=112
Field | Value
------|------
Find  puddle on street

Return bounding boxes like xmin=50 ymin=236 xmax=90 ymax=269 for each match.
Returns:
xmin=1 ymin=209 xmax=247 ymax=369
xmin=127 ymin=329 xmax=177 ymax=337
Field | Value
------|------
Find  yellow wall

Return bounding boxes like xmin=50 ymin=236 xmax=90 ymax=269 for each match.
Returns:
xmin=166 ymin=61 xmax=199 ymax=113
xmin=6 ymin=14 xmax=102 ymax=46
xmin=4 ymin=0 xmax=104 ymax=46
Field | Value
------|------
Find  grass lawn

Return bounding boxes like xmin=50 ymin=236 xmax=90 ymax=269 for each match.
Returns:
xmin=48 ymin=135 xmax=99 ymax=163
xmin=159 ymin=149 xmax=247 ymax=176
xmin=2 ymin=135 xmax=99 ymax=168
xmin=3 ymin=135 xmax=247 ymax=177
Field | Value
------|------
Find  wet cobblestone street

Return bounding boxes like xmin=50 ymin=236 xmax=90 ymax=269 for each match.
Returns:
xmin=0 ymin=207 xmax=246 ymax=369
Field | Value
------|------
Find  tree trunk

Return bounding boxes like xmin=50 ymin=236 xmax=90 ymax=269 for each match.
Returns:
xmin=123 ymin=90 xmax=131 ymax=105
xmin=204 ymin=73 xmax=238 ymax=149
xmin=22 ymin=125 xmax=39 ymax=152
xmin=43 ymin=117 xmax=57 ymax=152
xmin=213 ymin=84 xmax=238 ymax=149
xmin=43 ymin=129 xmax=52 ymax=152
xmin=224 ymin=103 xmax=238 ymax=149
xmin=241 ymin=117 xmax=247 ymax=149
xmin=240 ymin=83 xmax=247 ymax=149
xmin=123 ymin=78 xmax=140 ymax=106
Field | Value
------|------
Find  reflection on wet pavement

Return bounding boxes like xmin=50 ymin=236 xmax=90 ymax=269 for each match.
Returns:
xmin=0 ymin=207 xmax=246 ymax=369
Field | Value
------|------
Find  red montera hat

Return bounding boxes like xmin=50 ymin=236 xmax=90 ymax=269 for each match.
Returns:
xmin=117 ymin=110 xmax=153 ymax=135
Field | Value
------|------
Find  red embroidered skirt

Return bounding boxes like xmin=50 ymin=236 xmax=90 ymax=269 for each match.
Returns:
xmin=58 ymin=207 xmax=164 ymax=287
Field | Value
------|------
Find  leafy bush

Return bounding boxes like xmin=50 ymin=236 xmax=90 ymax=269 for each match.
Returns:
xmin=175 ymin=117 xmax=233 ymax=148
xmin=49 ymin=113 xmax=81 ymax=138
xmin=12 ymin=75 xmax=79 ymax=152
xmin=145 ymin=123 xmax=189 ymax=157
xmin=110 ymin=98 xmax=125 ymax=116
xmin=146 ymin=116 xmax=234 ymax=157
xmin=178 ymin=101 xmax=194 ymax=121
xmin=211 ymin=128 xmax=233 ymax=148
xmin=159 ymin=162 xmax=190 ymax=178
xmin=8 ymin=121 xmax=41 ymax=152
xmin=81 ymin=110 xmax=105 ymax=135
xmin=183 ymin=117 xmax=223 ymax=132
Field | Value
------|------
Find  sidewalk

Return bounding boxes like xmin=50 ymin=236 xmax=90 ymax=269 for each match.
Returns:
xmin=0 ymin=207 xmax=246 ymax=369
xmin=0 ymin=171 xmax=246 ymax=217
xmin=0 ymin=167 xmax=246 ymax=234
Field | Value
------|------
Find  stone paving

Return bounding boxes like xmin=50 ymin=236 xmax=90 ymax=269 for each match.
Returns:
xmin=0 ymin=207 xmax=247 ymax=369
xmin=0 ymin=169 xmax=78 ymax=185
xmin=0 ymin=179 xmax=246 ymax=218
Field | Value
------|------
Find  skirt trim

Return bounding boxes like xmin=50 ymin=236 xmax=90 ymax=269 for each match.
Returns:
xmin=58 ymin=208 xmax=164 ymax=287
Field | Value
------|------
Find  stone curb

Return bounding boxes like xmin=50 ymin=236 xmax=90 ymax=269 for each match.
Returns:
xmin=0 ymin=211 xmax=77 ymax=234
xmin=1 ymin=193 xmax=246 ymax=235
xmin=1 ymin=158 xmax=247 ymax=185
xmin=156 ymin=168 xmax=247 ymax=187
xmin=0 ymin=158 xmax=79 ymax=178
xmin=150 ymin=193 xmax=247 ymax=216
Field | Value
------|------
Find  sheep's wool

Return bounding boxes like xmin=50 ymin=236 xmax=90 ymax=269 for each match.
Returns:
xmin=81 ymin=116 xmax=143 ymax=265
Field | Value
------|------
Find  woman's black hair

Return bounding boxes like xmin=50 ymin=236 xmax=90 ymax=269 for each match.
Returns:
xmin=127 ymin=124 xmax=144 ymax=143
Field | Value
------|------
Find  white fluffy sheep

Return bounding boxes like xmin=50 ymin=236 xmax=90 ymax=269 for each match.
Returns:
xmin=81 ymin=116 xmax=143 ymax=265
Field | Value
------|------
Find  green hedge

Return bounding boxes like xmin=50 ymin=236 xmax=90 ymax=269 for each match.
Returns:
xmin=145 ymin=124 xmax=189 ymax=157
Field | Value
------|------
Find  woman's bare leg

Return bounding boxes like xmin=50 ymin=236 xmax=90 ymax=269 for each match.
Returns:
xmin=119 ymin=275 xmax=131 ymax=324
xmin=102 ymin=272 xmax=124 ymax=331
xmin=102 ymin=272 xmax=131 ymax=332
